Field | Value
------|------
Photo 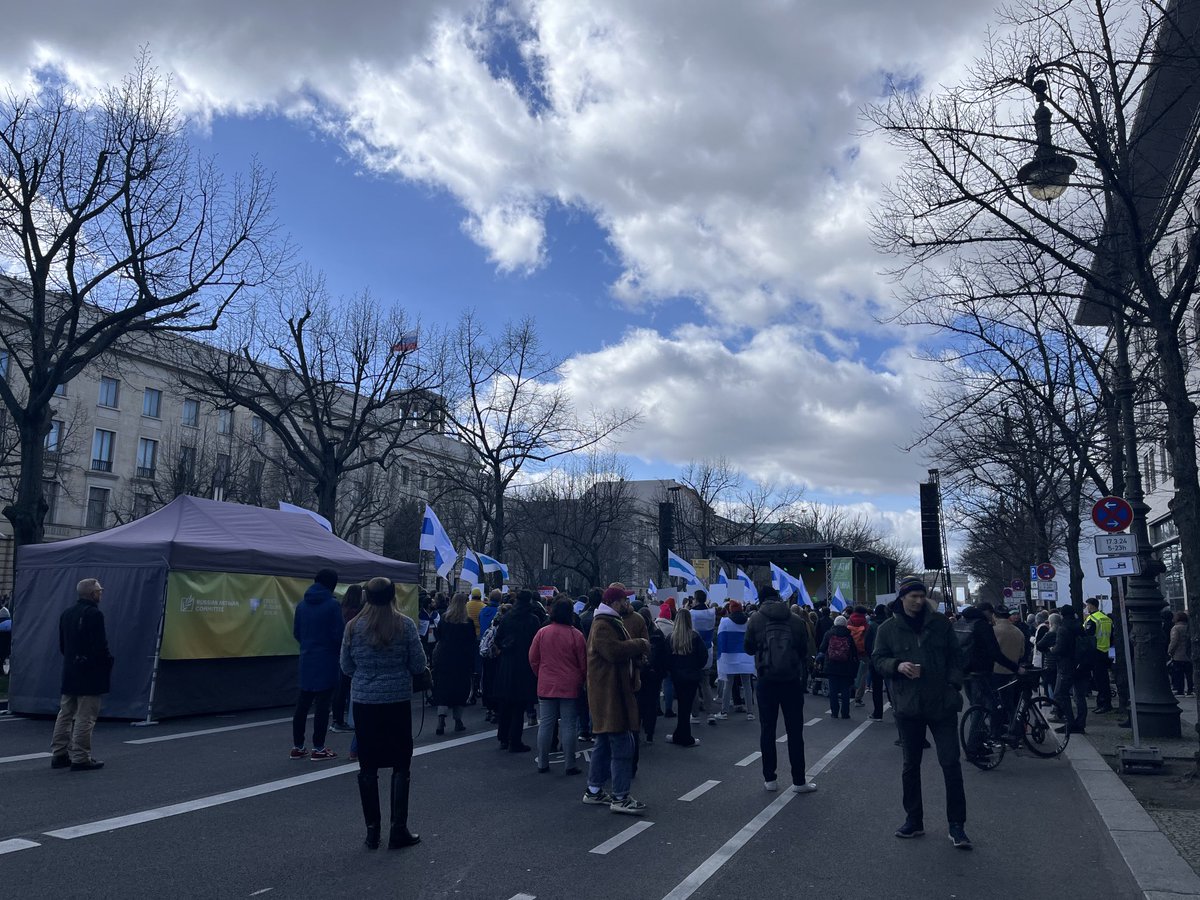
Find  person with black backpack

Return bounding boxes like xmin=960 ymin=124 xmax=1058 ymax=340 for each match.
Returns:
xmin=743 ymin=586 xmax=817 ymax=794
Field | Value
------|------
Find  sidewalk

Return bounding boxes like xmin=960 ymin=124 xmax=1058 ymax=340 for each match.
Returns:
xmin=1067 ymin=696 xmax=1200 ymax=898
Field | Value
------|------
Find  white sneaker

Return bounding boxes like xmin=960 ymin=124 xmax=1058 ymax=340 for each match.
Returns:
xmin=792 ymin=782 xmax=818 ymax=794
xmin=713 ymin=712 xmax=728 ymax=721
xmin=747 ymin=713 xmax=756 ymax=721
xmin=764 ymin=780 xmax=778 ymax=791
xmin=690 ymin=716 xmax=700 ymax=724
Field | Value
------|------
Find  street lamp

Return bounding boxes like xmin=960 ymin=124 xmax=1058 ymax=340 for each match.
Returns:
xmin=1017 ymin=79 xmax=1077 ymax=202
xmin=1018 ymin=69 xmax=1180 ymax=737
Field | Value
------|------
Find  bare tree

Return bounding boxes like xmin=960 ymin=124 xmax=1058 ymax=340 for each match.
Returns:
xmin=725 ymin=477 xmax=806 ymax=545
xmin=184 ymin=271 xmax=443 ymax=537
xmin=672 ymin=457 xmax=742 ymax=557
xmin=0 ymin=56 xmax=278 ymax=549
xmin=432 ymin=311 xmax=637 ymax=560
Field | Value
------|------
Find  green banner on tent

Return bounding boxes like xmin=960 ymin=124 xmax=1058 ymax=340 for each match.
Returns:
xmin=830 ymin=557 xmax=854 ymax=599
xmin=161 ymin=571 xmax=418 ymax=660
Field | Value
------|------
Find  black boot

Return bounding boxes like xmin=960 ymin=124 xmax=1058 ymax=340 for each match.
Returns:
xmin=435 ymin=715 xmax=446 ymax=736
xmin=357 ymin=770 xmax=381 ymax=849
xmin=388 ymin=770 xmax=420 ymax=849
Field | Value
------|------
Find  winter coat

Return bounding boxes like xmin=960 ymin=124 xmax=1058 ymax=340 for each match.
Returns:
xmin=340 ymin=613 xmax=427 ymax=704
xmin=293 ymin=584 xmax=345 ymax=692
xmin=872 ymin=599 xmax=964 ymax=722
xmin=818 ymin=624 xmax=860 ymax=678
xmin=495 ymin=605 xmax=542 ymax=704
xmin=743 ymin=600 xmax=810 ymax=684
xmin=716 ymin=612 xmax=755 ymax=677
xmin=847 ymin=612 xmax=869 ymax=657
xmin=1169 ymin=623 xmax=1191 ymax=663
xmin=529 ymin=622 xmax=587 ymax=699
xmin=668 ymin=632 xmax=709 ymax=684
xmin=431 ymin=619 xmax=477 ymax=707
xmin=642 ymin=628 xmax=670 ymax=686
xmin=655 ymin=617 xmax=675 ymax=642
xmin=1048 ymin=619 xmax=1087 ymax=674
xmin=586 ymin=611 xmax=646 ymax=734
xmin=992 ymin=620 xmax=1025 ymax=674
xmin=478 ymin=602 xmax=500 ymax=637
xmin=958 ymin=606 xmax=1018 ymax=675
xmin=815 ymin=611 xmax=834 ymax=646
xmin=59 ymin=598 xmax=113 ymax=696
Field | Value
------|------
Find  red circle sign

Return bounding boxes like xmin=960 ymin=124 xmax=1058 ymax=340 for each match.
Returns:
xmin=1037 ymin=563 xmax=1056 ymax=581
xmin=1011 ymin=579 xmax=1024 ymax=591
xmin=1092 ymin=496 xmax=1134 ymax=534
xmin=1003 ymin=587 xmax=1014 ymax=598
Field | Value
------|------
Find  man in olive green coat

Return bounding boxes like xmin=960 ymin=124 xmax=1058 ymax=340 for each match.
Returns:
xmin=872 ymin=577 xmax=971 ymax=849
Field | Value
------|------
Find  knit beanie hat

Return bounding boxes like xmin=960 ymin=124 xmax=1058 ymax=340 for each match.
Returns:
xmin=896 ymin=576 xmax=926 ymax=599
xmin=834 ymin=615 xmax=847 ymax=627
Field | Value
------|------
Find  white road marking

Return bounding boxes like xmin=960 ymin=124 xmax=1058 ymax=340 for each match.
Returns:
xmin=507 ymin=894 xmax=537 ymax=900
xmin=249 ymin=890 xmax=273 ymax=897
xmin=589 ymin=820 xmax=654 ymax=855
xmin=0 ymin=839 xmax=39 ymax=855
xmin=805 ymin=718 xmax=821 ymax=726
xmin=125 ymin=717 xmax=294 ymax=744
xmin=734 ymin=752 xmax=761 ymax=767
xmin=0 ymin=752 xmax=51 ymax=765
xmin=662 ymin=717 xmax=877 ymax=900
xmin=45 ymin=729 xmax=499 ymax=840
xmin=678 ymin=780 xmax=721 ymax=802
xmin=776 ymin=734 xmax=787 ymax=743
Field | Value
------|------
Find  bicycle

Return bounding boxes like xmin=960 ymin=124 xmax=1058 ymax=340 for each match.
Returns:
xmin=959 ymin=667 xmax=1068 ymax=770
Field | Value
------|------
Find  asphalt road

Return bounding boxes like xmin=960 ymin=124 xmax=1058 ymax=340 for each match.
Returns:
xmin=0 ymin=695 xmax=1141 ymax=900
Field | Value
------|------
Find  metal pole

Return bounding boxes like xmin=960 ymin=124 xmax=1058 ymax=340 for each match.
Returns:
xmin=132 ymin=581 xmax=168 ymax=728
xmin=1118 ymin=576 xmax=1140 ymax=749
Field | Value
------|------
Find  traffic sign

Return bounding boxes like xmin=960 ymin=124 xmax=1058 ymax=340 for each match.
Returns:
xmin=1011 ymin=590 xmax=1027 ymax=602
xmin=1036 ymin=580 xmax=1057 ymax=592
xmin=1003 ymin=587 xmax=1014 ymax=598
xmin=1040 ymin=588 xmax=1059 ymax=603
xmin=1092 ymin=496 xmax=1134 ymax=533
xmin=1037 ymin=562 xmax=1056 ymax=581
xmin=1097 ymin=555 xmax=1142 ymax=578
xmin=1029 ymin=565 xmax=1038 ymax=583
xmin=1011 ymin=579 xmax=1024 ymax=591
xmin=1094 ymin=533 xmax=1137 ymax=557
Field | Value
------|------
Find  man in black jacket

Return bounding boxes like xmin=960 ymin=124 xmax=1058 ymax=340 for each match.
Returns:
xmin=957 ymin=603 xmax=1019 ymax=746
xmin=50 ymin=578 xmax=113 ymax=771
xmin=1050 ymin=605 xmax=1091 ymax=734
xmin=873 ymin=577 xmax=972 ymax=849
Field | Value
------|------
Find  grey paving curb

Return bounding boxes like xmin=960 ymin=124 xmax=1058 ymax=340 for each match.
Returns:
xmin=1064 ymin=736 xmax=1200 ymax=899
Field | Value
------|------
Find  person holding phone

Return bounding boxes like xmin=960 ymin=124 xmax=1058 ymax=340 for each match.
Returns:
xmin=873 ymin=577 xmax=971 ymax=850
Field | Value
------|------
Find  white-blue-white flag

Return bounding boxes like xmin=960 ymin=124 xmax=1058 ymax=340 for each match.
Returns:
xmin=830 ymin=587 xmax=847 ymax=612
xmin=717 ymin=568 xmax=729 ymax=586
xmin=460 ymin=548 xmax=483 ymax=585
xmin=736 ymin=568 xmax=758 ymax=602
xmin=648 ymin=579 xmax=658 ymax=596
xmin=667 ymin=550 xmax=703 ymax=587
xmin=770 ymin=562 xmax=795 ymax=601
xmin=279 ymin=501 xmax=332 ymax=532
xmin=419 ymin=503 xmax=457 ymax=579
xmin=795 ymin=574 xmax=814 ymax=608
xmin=475 ymin=550 xmax=509 ymax=581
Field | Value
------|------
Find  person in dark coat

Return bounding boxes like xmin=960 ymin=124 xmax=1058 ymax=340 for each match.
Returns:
xmin=332 ymin=584 xmax=365 ymax=731
xmin=50 ymin=577 xmax=113 ymax=771
xmin=431 ymin=592 xmax=477 ymax=735
xmin=1047 ymin=605 xmax=1090 ymax=734
xmin=495 ymin=590 xmax=542 ymax=752
xmin=666 ymin=608 xmax=709 ymax=747
xmin=819 ymin=615 xmax=860 ymax=719
xmin=636 ymin=607 xmax=670 ymax=743
xmin=291 ymin=568 xmax=346 ymax=760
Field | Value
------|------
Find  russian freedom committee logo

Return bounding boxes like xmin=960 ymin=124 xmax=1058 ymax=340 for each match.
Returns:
xmin=180 ymin=595 xmax=196 ymax=612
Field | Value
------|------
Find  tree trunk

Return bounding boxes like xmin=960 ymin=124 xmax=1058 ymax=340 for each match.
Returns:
xmin=1066 ymin=509 xmax=1084 ymax=611
xmin=314 ymin=477 xmax=338 ymax=537
xmin=490 ymin=477 xmax=506 ymax=561
xmin=3 ymin=408 xmax=53 ymax=595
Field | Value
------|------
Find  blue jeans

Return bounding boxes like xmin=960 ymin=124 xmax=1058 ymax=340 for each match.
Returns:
xmin=537 ymin=697 xmax=579 ymax=770
xmin=587 ymin=731 xmax=635 ymax=799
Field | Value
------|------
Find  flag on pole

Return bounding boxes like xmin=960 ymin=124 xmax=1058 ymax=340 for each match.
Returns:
xmin=830 ymin=587 xmax=847 ymax=613
xmin=736 ymin=568 xmax=758 ymax=602
xmin=419 ymin=503 xmax=457 ymax=578
xmin=475 ymin=550 xmax=510 ymax=581
xmin=460 ymin=548 xmax=483 ymax=586
xmin=717 ymin=568 xmax=729 ymax=586
xmin=391 ymin=330 xmax=419 ymax=353
xmin=770 ymin=562 xmax=795 ymax=601
xmin=648 ymin=579 xmax=658 ymax=596
xmin=795 ymin=574 xmax=814 ymax=608
xmin=667 ymin=550 xmax=702 ymax=587
xmin=278 ymin=501 xmax=333 ymax=532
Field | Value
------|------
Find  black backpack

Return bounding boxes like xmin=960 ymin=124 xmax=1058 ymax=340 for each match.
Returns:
xmin=758 ymin=619 xmax=803 ymax=682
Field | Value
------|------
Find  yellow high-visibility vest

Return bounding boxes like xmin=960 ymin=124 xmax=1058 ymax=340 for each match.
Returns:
xmin=1086 ymin=612 xmax=1113 ymax=652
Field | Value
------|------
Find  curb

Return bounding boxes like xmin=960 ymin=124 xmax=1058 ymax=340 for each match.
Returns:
xmin=1064 ymin=736 xmax=1200 ymax=899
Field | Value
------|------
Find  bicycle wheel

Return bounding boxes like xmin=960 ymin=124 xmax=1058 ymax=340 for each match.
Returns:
xmin=959 ymin=705 xmax=1005 ymax=770
xmin=1022 ymin=696 xmax=1069 ymax=757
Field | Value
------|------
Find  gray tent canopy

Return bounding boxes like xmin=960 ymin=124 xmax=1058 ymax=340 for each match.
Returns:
xmin=9 ymin=496 xmax=418 ymax=719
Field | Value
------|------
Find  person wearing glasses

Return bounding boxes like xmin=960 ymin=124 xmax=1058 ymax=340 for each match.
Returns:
xmin=50 ymin=578 xmax=113 ymax=772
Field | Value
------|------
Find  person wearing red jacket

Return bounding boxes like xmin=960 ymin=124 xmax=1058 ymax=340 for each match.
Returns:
xmin=529 ymin=598 xmax=588 ymax=775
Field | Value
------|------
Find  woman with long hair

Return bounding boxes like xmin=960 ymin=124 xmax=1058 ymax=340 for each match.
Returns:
xmin=667 ymin=608 xmax=708 ymax=748
xmin=431 ymin=592 xmax=476 ymax=735
xmin=341 ymin=578 xmax=427 ymax=850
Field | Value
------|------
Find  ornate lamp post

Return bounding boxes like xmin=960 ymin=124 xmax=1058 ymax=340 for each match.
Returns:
xmin=1017 ymin=71 xmax=1180 ymax=738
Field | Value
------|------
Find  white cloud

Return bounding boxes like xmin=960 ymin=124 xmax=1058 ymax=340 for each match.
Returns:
xmin=561 ymin=324 xmax=931 ymax=496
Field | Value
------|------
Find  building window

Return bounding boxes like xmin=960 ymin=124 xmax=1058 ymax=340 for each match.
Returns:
xmin=54 ymin=382 xmax=67 ymax=397
xmin=1146 ymin=450 xmax=1157 ymax=492
xmin=179 ymin=445 xmax=197 ymax=483
xmin=86 ymin=487 xmax=110 ymax=530
xmin=218 ymin=409 xmax=233 ymax=435
xmin=91 ymin=429 xmax=116 ymax=472
xmin=248 ymin=460 xmax=265 ymax=504
xmin=133 ymin=494 xmax=155 ymax=520
xmin=98 ymin=377 xmax=120 ymax=409
xmin=401 ymin=465 xmax=410 ymax=486
xmin=0 ymin=351 xmax=8 ymax=380
xmin=45 ymin=419 xmax=63 ymax=454
xmin=142 ymin=388 xmax=162 ymax=419
xmin=136 ymin=437 xmax=159 ymax=479
xmin=182 ymin=398 xmax=200 ymax=428
xmin=213 ymin=452 xmax=230 ymax=501
xmin=44 ymin=480 xmax=59 ymax=525
xmin=251 ymin=415 xmax=264 ymax=441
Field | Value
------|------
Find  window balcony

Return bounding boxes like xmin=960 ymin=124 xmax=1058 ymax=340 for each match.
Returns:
xmin=91 ymin=459 xmax=113 ymax=473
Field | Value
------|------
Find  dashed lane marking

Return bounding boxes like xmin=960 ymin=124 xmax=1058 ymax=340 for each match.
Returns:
xmin=590 ymin=821 xmax=654 ymax=855
xmin=805 ymin=718 xmax=821 ymax=726
xmin=125 ymin=717 xmax=294 ymax=744
xmin=0 ymin=839 xmax=39 ymax=855
xmin=677 ymin=780 xmax=721 ymax=802
xmin=734 ymin=752 xmax=761 ymax=767
xmin=0 ymin=752 xmax=51 ymax=765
